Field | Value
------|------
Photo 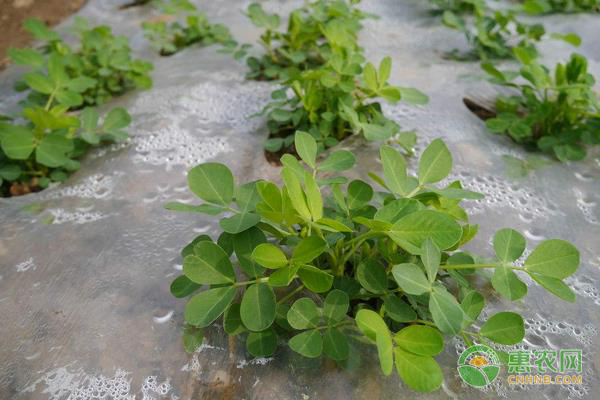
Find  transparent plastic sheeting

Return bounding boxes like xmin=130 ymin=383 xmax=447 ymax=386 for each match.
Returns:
xmin=1 ymin=0 xmax=599 ymax=399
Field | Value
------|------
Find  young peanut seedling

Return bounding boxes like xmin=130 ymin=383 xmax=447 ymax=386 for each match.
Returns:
xmin=167 ymin=132 xmax=580 ymax=392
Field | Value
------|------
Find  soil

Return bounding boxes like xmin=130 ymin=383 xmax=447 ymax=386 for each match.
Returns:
xmin=463 ymin=97 xmax=497 ymax=121
xmin=0 ymin=0 xmax=87 ymax=69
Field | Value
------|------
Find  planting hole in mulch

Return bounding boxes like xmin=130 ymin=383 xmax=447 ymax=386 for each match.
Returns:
xmin=463 ymin=97 xmax=497 ymax=121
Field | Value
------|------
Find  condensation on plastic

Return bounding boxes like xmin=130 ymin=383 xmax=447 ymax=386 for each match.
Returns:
xmin=1 ymin=0 xmax=599 ymax=399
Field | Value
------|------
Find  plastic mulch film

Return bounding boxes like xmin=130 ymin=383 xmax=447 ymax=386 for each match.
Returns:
xmin=1 ymin=0 xmax=599 ymax=399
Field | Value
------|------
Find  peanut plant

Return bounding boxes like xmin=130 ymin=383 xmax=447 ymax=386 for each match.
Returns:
xmin=167 ymin=132 xmax=580 ymax=392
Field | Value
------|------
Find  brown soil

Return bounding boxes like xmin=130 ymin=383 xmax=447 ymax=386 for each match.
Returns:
xmin=0 ymin=0 xmax=87 ymax=69
xmin=463 ymin=97 xmax=497 ymax=121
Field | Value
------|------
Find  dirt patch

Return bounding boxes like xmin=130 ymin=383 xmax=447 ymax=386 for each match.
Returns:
xmin=0 ymin=0 xmax=87 ymax=69
xmin=463 ymin=97 xmax=496 ymax=121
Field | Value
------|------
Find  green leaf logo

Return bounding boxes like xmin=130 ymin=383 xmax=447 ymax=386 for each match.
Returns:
xmin=457 ymin=344 xmax=501 ymax=387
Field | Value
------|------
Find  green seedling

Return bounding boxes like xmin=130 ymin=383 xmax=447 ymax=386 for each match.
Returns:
xmin=258 ymin=55 xmax=428 ymax=155
xmin=482 ymin=50 xmax=600 ymax=161
xmin=10 ymin=17 xmax=153 ymax=109
xmin=442 ymin=2 xmax=546 ymax=61
xmin=142 ymin=0 xmax=233 ymax=56
xmin=522 ymin=0 xmax=600 ymax=13
xmin=1 ymin=17 xmax=143 ymax=196
xmin=228 ymin=0 xmax=373 ymax=81
xmin=167 ymin=132 xmax=580 ymax=392
xmin=428 ymin=0 xmax=485 ymax=13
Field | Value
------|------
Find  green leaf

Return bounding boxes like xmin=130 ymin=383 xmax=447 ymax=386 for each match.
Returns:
xmin=164 ymin=202 xmax=225 ymax=214
xmin=389 ymin=210 xmax=462 ymax=251
xmin=513 ymin=46 xmax=534 ymax=65
xmin=219 ymin=212 xmax=261 ymax=234
xmin=8 ymin=48 xmax=44 ymax=67
xmin=530 ymin=274 xmax=575 ymax=302
xmin=289 ymin=329 xmax=323 ymax=358
xmin=551 ymin=32 xmax=581 ymax=47
xmin=103 ymin=108 xmax=131 ymax=132
xmin=182 ymin=325 xmax=204 ymax=353
xmin=375 ymin=198 xmax=423 ymax=223
xmin=486 ymin=117 xmax=511 ymax=133
xmin=240 ymin=283 xmax=277 ymax=332
xmin=394 ymin=325 xmax=444 ymax=356
xmin=233 ymin=227 xmax=266 ymax=278
xmin=66 ymin=76 xmax=97 ymax=92
xmin=184 ymin=286 xmax=237 ymax=327
xmin=24 ymin=72 xmax=54 ymax=94
xmin=355 ymin=309 xmax=387 ymax=342
xmin=188 ymin=163 xmax=234 ymax=206
xmin=0 ymin=126 xmax=35 ymax=160
xmin=493 ymin=228 xmax=526 ymax=262
xmin=525 ymin=239 xmax=579 ymax=279
xmin=316 ymin=217 xmax=352 ymax=232
xmin=292 ymin=236 xmax=327 ymax=263
xmin=183 ymin=241 xmax=235 ymax=285
xmin=181 ymin=235 xmax=212 ymax=258
xmin=418 ymin=139 xmax=452 ymax=184
xmin=236 ymin=181 xmax=261 ymax=213
xmin=480 ymin=312 xmax=524 ymax=345
xmin=224 ymin=303 xmax=245 ymax=335
xmin=379 ymin=56 xmax=392 ymax=84
xmin=363 ymin=62 xmax=378 ymax=91
xmin=429 ymin=287 xmax=463 ymax=335
xmin=399 ymin=87 xmax=429 ymax=105
xmin=323 ymin=289 xmax=349 ymax=323
xmin=55 ymin=89 xmax=83 ymax=107
xmin=355 ymin=309 xmax=393 ymax=376
xmin=347 ymin=179 xmax=373 ymax=209
xmin=287 ymin=297 xmax=320 ymax=329
xmin=431 ymin=187 xmax=483 ymax=200
xmin=304 ymin=171 xmax=323 ymax=220
xmin=491 ymin=267 xmax=528 ymax=301
xmin=460 ymin=291 xmax=484 ymax=326
xmin=481 ymin=62 xmax=506 ymax=81
xmin=394 ymin=348 xmax=443 ymax=392
xmin=24 ymin=18 xmax=59 ymax=41
xmin=247 ymin=328 xmax=277 ymax=357
xmin=298 ymin=265 xmax=333 ymax=293
xmin=361 ymin=123 xmax=394 ymax=141
xmin=0 ymin=164 xmax=21 ymax=180
xmin=282 ymin=166 xmax=311 ymax=219
xmin=383 ymin=295 xmax=416 ymax=322
xmin=323 ymin=328 xmax=349 ymax=361
xmin=421 ymin=238 xmax=440 ymax=283
xmin=392 ymin=263 xmax=431 ymax=295
xmin=380 ymin=145 xmax=409 ymax=196
xmin=36 ymin=133 xmax=73 ymax=167
xmin=357 ymin=259 xmax=388 ymax=294
xmin=318 ymin=150 xmax=355 ymax=172
xmin=170 ymin=275 xmax=201 ymax=298
xmin=376 ymin=329 xmax=394 ymax=376
xmin=251 ymin=243 xmax=287 ymax=269
xmin=295 ymin=131 xmax=317 ymax=169
xmin=268 ymin=265 xmax=299 ymax=287
xmin=80 ymin=107 xmax=100 ymax=143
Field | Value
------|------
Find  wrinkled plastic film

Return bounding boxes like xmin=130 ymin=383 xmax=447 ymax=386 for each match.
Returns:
xmin=1 ymin=0 xmax=599 ymax=399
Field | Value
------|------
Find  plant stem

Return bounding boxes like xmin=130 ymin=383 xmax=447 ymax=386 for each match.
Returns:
xmin=234 ymin=277 xmax=268 ymax=287
xmin=443 ymin=263 xmax=527 ymax=271
xmin=45 ymin=91 xmax=56 ymax=111
xmin=409 ymin=319 xmax=437 ymax=327
xmin=343 ymin=231 xmax=380 ymax=249
xmin=406 ymin=185 xmax=423 ymax=198
xmin=277 ymin=284 xmax=304 ymax=304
